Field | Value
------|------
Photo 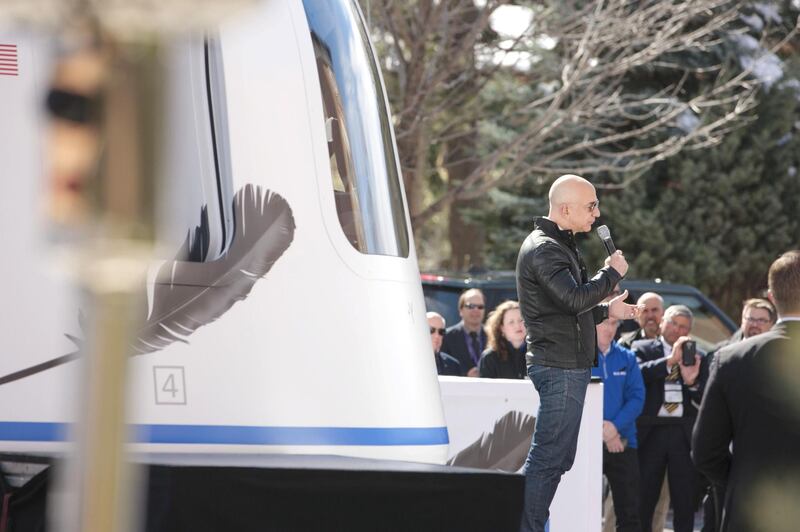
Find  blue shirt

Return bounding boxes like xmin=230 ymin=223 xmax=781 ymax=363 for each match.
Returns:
xmin=591 ymin=341 xmax=645 ymax=448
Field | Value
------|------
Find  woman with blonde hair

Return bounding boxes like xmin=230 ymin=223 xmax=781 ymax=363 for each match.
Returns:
xmin=479 ymin=300 xmax=527 ymax=379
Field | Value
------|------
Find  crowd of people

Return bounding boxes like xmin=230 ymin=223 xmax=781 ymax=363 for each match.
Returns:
xmin=426 ymin=290 xmax=527 ymax=380
xmin=425 ymin=183 xmax=799 ymax=532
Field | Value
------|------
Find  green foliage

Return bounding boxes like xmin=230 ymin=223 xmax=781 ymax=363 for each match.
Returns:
xmin=481 ymin=23 xmax=800 ymax=314
xmin=364 ymin=0 xmax=800 ymax=287
xmin=592 ymin=83 xmax=800 ymax=316
xmin=478 ymin=186 xmax=548 ymax=270
xmin=480 ymin=80 xmax=800 ymax=317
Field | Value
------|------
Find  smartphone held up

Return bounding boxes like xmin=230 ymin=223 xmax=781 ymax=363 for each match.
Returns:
xmin=682 ymin=340 xmax=697 ymax=366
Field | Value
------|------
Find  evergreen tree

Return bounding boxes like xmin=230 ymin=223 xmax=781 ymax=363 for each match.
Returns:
xmin=595 ymin=81 xmax=800 ymax=316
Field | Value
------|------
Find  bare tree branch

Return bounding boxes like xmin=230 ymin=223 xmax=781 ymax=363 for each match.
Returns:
xmin=363 ymin=0 xmax=792 ymax=232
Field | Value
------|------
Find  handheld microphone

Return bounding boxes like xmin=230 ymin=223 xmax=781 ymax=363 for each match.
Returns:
xmin=596 ymin=225 xmax=616 ymax=256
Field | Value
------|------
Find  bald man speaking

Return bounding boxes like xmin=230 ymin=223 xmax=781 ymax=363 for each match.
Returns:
xmin=516 ymin=175 xmax=640 ymax=532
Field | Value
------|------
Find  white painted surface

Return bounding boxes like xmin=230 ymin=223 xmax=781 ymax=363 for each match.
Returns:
xmin=440 ymin=377 xmax=603 ymax=532
xmin=0 ymin=0 xmax=447 ymax=464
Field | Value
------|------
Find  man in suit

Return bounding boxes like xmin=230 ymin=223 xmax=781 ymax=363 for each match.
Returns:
xmin=441 ymin=288 xmax=487 ymax=377
xmin=633 ymin=305 xmax=707 ymax=532
xmin=618 ymin=292 xmax=664 ymax=348
xmin=695 ymin=296 xmax=777 ymax=532
xmin=427 ymin=311 xmax=462 ymax=376
xmin=692 ymin=250 xmax=800 ymax=532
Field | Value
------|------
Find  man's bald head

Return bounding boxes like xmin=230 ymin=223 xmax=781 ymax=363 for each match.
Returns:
xmin=548 ymin=174 xmax=594 ymax=208
xmin=546 ymin=174 xmax=600 ymax=233
xmin=637 ymin=292 xmax=664 ymax=338
xmin=637 ymin=292 xmax=663 ymax=306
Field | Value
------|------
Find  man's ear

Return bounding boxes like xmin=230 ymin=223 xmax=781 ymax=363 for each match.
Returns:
xmin=767 ymin=290 xmax=775 ymax=306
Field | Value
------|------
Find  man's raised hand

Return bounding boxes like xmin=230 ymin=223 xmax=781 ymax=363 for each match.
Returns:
xmin=608 ymin=289 xmax=641 ymax=320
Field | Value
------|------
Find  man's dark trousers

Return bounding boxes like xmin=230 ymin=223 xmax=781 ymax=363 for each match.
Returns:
xmin=520 ymin=364 xmax=591 ymax=532
xmin=639 ymin=424 xmax=700 ymax=532
xmin=603 ymin=446 xmax=641 ymax=532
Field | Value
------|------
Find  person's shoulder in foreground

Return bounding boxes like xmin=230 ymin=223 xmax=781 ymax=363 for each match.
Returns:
xmin=692 ymin=250 xmax=800 ymax=532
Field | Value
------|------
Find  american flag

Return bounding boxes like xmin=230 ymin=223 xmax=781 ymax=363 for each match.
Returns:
xmin=0 ymin=44 xmax=19 ymax=77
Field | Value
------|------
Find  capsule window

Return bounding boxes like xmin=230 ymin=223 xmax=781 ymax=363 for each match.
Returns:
xmin=304 ymin=0 xmax=410 ymax=258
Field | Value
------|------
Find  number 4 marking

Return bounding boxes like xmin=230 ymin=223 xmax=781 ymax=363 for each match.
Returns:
xmin=153 ymin=366 xmax=187 ymax=405
xmin=162 ymin=374 xmax=179 ymax=398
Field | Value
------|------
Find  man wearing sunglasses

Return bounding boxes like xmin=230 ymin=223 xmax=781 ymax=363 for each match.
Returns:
xmin=441 ymin=288 xmax=488 ymax=377
xmin=427 ymin=312 xmax=461 ymax=376
xmin=517 ymin=174 xmax=639 ymax=532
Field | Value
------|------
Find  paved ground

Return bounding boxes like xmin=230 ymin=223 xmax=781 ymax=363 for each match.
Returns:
xmin=603 ymin=508 xmax=706 ymax=531
xmin=665 ymin=508 xmax=706 ymax=531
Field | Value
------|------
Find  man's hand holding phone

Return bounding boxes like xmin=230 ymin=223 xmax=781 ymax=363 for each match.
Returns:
xmin=681 ymin=340 xmax=697 ymax=366
xmin=674 ymin=337 xmax=700 ymax=386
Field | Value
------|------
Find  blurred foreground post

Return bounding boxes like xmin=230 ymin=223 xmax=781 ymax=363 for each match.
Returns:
xmin=47 ymin=27 xmax=161 ymax=532
xmin=0 ymin=1 xmax=255 ymax=530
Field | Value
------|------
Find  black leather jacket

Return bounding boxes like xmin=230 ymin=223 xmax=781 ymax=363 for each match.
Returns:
xmin=516 ymin=217 xmax=622 ymax=369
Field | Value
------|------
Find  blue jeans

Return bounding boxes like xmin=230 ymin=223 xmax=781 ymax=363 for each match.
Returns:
xmin=520 ymin=364 xmax=591 ymax=532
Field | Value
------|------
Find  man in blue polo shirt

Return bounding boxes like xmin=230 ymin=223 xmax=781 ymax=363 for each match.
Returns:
xmin=593 ymin=316 xmax=645 ymax=532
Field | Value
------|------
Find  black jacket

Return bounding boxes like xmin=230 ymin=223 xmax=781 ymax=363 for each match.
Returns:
xmin=709 ymin=328 xmax=744 ymax=354
xmin=618 ymin=327 xmax=648 ymax=349
xmin=435 ymin=350 xmax=462 ymax=376
xmin=478 ymin=341 xmax=526 ymax=379
xmin=633 ymin=338 xmax=708 ymax=447
xmin=692 ymin=321 xmax=800 ymax=532
xmin=516 ymin=217 xmax=621 ymax=369
xmin=441 ymin=321 xmax=488 ymax=375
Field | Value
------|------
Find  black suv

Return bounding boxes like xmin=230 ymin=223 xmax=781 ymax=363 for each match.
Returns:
xmin=421 ymin=271 xmax=737 ymax=352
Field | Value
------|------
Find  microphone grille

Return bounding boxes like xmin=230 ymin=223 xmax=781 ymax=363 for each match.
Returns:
xmin=597 ymin=225 xmax=611 ymax=240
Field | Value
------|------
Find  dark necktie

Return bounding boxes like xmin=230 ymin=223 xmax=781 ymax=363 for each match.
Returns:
xmin=469 ymin=331 xmax=481 ymax=365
